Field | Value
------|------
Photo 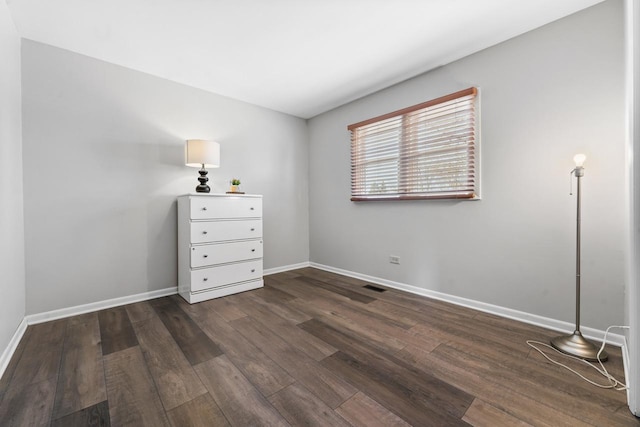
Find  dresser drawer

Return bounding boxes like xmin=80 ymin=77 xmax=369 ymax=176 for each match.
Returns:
xmin=191 ymin=260 xmax=263 ymax=292
xmin=190 ymin=220 xmax=262 ymax=243
xmin=191 ymin=197 xmax=262 ymax=220
xmin=191 ymin=240 xmax=263 ymax=268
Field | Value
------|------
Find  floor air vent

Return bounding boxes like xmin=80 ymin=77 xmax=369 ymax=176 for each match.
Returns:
xmin=363 ymin=284 xmax=387 ymax=293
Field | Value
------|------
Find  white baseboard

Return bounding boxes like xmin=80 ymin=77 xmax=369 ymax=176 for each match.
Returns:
xmin=264 ymin=262 xmax=311 ymax=276
xmin=26 ymin=286 xmax=178 ymax=325
xmin=0 ymin=318 xmax=28 ymax=383
xmin=310 ymin=262 xmax=626 ymax=347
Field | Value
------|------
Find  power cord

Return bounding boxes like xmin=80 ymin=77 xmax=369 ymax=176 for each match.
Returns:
xmin=527 ymin=325 xmax=630 ymax=391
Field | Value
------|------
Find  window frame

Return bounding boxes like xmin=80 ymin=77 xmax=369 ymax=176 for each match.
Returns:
xmin=348 ymin=87 xmax=479 ymax=202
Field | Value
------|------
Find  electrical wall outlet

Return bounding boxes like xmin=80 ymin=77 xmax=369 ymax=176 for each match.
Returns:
xmin=389 ymin=255 xmax=400 ymax=264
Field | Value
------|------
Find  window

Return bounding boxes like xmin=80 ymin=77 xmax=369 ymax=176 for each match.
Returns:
xmin=348 ymin=87 xmax=478 ymax=201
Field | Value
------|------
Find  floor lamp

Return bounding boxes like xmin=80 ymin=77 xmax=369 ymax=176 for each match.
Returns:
xmin=550 ymin=154 xmax=607 ymax=362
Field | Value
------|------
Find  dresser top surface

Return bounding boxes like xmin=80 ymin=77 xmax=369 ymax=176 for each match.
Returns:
xmin=180 ymin=193 xmax=262 ymax=199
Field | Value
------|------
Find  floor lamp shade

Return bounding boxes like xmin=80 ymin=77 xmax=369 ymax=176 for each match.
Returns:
xmin=185 ymin=140 xmax=220 ymax=193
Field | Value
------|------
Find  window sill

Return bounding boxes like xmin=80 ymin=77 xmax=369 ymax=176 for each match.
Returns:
xmin=351 ymin=194 xmax=480 ymax=202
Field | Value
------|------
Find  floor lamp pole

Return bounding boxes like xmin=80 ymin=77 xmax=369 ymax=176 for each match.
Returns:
xmin=550 ymin=155 xmax=607 ymax=362
xmin=575 ymin=169 xmax=582 ymax=334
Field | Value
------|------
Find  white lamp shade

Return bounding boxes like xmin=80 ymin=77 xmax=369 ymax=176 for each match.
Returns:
xmin=186 ymin=139 xmax=220 ymax=168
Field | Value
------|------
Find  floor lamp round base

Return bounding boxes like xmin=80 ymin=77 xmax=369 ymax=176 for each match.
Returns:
xmin=550 ymin=331 xmax=607 ymax=362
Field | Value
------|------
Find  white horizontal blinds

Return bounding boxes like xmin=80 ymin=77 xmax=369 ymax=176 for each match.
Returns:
xmin=351 ymin=116 xmax=402 ymax=196
xmin=349 ymin=87 xmax=477 ymax=201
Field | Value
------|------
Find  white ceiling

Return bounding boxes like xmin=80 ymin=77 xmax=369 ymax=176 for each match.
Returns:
xmin=7 ymin=0 xmax=604 ymax=118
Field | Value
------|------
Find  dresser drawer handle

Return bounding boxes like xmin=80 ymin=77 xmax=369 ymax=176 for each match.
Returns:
xmin=203 ymin=277 xmax=208 ymax=281
xmin=202 ymin=207 xmax=207 ymax=211
xmin=251 ymin=269 xmax=256 ymax=273
xmin=250 ymin=228 xmax=255 ymax=231
xmin=250 ymin=207 xmax=255 ymax=210
xmin=202 ymin=231 xmax=208 ymax=235
xmin=251 ymin=249 xmax=256 ymax=252
xmin=203 ymin=254 xmax=208 ymax=258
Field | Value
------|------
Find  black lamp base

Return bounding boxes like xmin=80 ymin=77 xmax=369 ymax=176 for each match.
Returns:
xmin=196 ymin=168 xmax=210 ymax=193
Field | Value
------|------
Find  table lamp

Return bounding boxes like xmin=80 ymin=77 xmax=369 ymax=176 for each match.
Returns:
xmin=186 ymin=139 xmax=220 ymax=193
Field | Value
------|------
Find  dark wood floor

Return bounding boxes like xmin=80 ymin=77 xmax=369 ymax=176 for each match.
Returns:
xmin=0 ymin=267 xmax=638 ymax=426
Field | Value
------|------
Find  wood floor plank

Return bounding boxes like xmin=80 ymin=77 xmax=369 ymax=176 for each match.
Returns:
xmin=250 ymin=282 xmax=298 ymax=302
xmin=274 ymin=269 xmax=304 ymax=280
xmin=6 ymin=319 xmax=67 ymax=387
xmin=295 ymin=275 xmax=377 ymax=303
xmin=293 ymin=268 xmax=432 ymax=312
xmin=51 ymin=400 xmax=111 ymax=427
xmin=52 ymin=312 xmax=107 ymax=420
xmin=325 ymin=274 xmax=476 ymax=321
xmin=406 ymin=321 xmax=530 ymax=365
xmin=473 ymin=311 xmax=560 ymax=339
xmin=98 ymin=306 xmax=139 ymax=356
xmin=348 ymin=283 xmax=482 ymax=329
xmin=407 ymin=313 xmax=532 ymax=359
xmin=529 ymin=341 xmax=626 ymax=383
xmin=149 ymin=297 xmax=222 ymax=365
xmin=301 ymin=318 xmax=474 ymax=422
xmin=293 ymin=279 xmax=416 ymax=331
xmin=360 ymin=299 xmax=420 ymax=329
xmin=282 ymin=274 xmax=380 ymax=307
xmin=462 ymin=337 xmax=629 ymax=410
xmin=0 ymin=326 xmax=31 ymax=401
xmin=323 ymin=351 xmax=470 ymax=426
xmin=172 ymin=295 xmax=295 ymax=396
xmin=336 ymin=391 xmax=411 ymax=427
xmin=268 ymin=382 xmax=352 ymax=427
xmin=232 ymin=292 xmax=337 ymax=361
xmin=0 ymin=378 xmax=56 ymax=427
xmin=244 ymin=285 xmax=312 ymax=324
xmin=297 ymin=269 xmax=463 ymax=321
xmin=193 ymin=355 xmax=290 ymax=427
xmin=125 ymin=301 xmax=157 ymax=324
xmin=267 ymin=274 xmax=357 ymax=304
xmin=462 ymin=399 xmax=532 ymax=427
xmin=270 ymin=277 xmax=417 ymax=334
xmin=289 ymin=267 xmax=354 ymax=285
xmin=287 ymin=296 xmax=409 ymax=353
xmin=104 ymin=346 xmax=170 ymax=427
xmin=615 ymin=403 xmax=640 ymax=420
xmin=431 ymin=342 xmax=635 ymax=426
xmin=489 ymin=339 xmax=627 ymax=409
xmin=131 ymin=314 xmax=207 ymax=410
xmin=230 ymin=315 xmax=357 ymax=409
xmin=166 ymin=393 xmax=230 ymax=427
xmin=188 ymin=295 xmax=248 ymax=322
xmin=395 ymin=344 xmax=596 ymax=427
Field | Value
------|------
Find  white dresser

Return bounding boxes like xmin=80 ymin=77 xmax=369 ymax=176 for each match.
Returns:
xmin=177 ymin=193 xmax=264 ymax=303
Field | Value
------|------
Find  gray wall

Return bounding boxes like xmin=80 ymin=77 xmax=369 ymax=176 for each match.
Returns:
xmin=308 ymin=0 xmax=625 ymax=330
xmin=0 ymin=3 xmax=25 ymax=356
xmin=22 ymin=40 xmax=309 ymax=315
